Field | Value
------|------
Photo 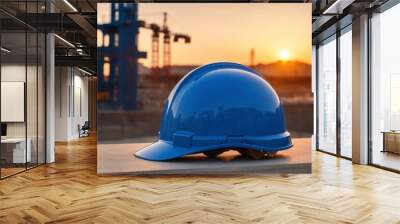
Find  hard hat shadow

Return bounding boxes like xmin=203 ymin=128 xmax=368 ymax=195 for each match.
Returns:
xmin=167 ymin=149 xmax=290 ymax=163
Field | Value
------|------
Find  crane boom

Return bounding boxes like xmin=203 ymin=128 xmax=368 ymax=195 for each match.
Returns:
xmin=138 ymin=13 xmax=190 ymax=75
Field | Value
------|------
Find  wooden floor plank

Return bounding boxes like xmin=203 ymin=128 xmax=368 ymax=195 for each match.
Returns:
xmin=0 ymin=135 xmax=400 ymax=223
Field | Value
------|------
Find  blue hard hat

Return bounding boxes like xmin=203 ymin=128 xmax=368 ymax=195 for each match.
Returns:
xmin=135 ymin=62 xmax=292 ymax=161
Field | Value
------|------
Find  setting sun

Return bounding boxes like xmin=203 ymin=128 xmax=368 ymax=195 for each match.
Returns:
xmin=279 ymin=50 xmax=290 ymax=61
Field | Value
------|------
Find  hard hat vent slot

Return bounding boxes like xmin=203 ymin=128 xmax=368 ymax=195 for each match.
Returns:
xmin=173 ymin=132 xmax=193 ymax=147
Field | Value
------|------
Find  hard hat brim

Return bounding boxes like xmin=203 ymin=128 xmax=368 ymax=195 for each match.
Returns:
xmin=134 ymin=140 xmax=195 ymax=161
xmin=134 ymin=135 xmax=293 ymax=161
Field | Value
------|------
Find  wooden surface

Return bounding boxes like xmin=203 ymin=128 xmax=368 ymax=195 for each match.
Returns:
xmin=0 ymin=167 xmax=25 ymax=178
xmin=372 ymin=150 xmax=400 ymax=171
xmin=98 ymin=139 xmax=311 ymax=175
xmin=1 ymin=135 xmax=400 ymax=223
xmin=382 ymin=131 xmax=400 ymax=154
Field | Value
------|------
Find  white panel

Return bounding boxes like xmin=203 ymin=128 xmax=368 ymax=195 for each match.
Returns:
xmin=1 ymin=82 xmax=25 ymax=122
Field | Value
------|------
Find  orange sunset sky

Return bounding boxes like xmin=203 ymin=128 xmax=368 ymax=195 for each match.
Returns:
xmin=99 ymin=3 xmax=311 ymax=67
xmin=138 ymin=4 xmax=311 ymax=67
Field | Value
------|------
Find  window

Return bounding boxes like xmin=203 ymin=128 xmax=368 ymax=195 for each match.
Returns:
xmin=317 ymin=36 xmax=337 ymax=154
xmin=371 ymin=3 xmax=400 ymax=171
xmin=0 ymin=1 xmax=46 ymax=179
xmin=114 ymin=11 xmax=119 ymax=22
xmin=103 ymin=57 xmax=110 ymax=82
xmin=114 ymin=3 xmax=119 ymax=22
xmin=315 ymin=26 xmax=353 ymax=159
xmin=114 ymin=34 xmax=119 ymax=47
xmin=104 ymin=34 xmax=110 ymax=47
xmin=97 ymin=30 xmax=103 ymax=47
xmin=97 ymin=3 xmax=112 ymax=25
xmin=339 ymin=28 xmax=352 ymax=158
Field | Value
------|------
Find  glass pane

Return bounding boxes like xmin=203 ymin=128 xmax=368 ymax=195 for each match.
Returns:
xmin=340 ymin=29 xmax=352 ymax=158
xmin=371 ymin=5 xmax=400 ymax=171
xmin=38 ymin=32 xmax=45 ymax=165
xmin=0 ymin=0 xmax=46 ymax=178
xmin=317 ymin=37 xmax=337 ymax=154
xmin=26 ymin=0 xmax=40 ymax=170
xmin=1 ymin=31 xmax=27 ymax=177
xmin=27 ymin=31 xmax=38 ymax=169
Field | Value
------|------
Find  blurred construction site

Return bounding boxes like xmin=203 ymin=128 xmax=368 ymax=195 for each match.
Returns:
xmin=97 ymin=3 xmax=312 ymax=142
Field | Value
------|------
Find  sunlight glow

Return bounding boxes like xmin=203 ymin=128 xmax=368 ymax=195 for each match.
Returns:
xmin=279 ymin=50 xmax=290 ymax=61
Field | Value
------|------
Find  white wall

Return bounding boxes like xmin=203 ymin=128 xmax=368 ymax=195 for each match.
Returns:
xmin=55 ymin=67 xmax=70 ymax=141
xmin=55 ymin=67 xmax=89 ymax=141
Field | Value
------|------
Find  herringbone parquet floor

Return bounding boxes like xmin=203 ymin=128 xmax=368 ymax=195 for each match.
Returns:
xmin=1 ymin=135 xmax=400 ymax=224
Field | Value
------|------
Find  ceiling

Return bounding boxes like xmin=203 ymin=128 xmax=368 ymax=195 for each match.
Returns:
xmin=311 ymin=0 xmax=390 ymax=43
xmin=1 ymin=0 xmax=97 ymax=73
xmin=0 ymin=0 xmax=396 ymax=73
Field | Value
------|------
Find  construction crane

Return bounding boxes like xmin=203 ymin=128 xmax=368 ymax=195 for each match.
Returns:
xmin=139 ymin=12 xmax=191 ymax=75
xmin=162 ymin=12 xmax=170 ymax=72
xmin=98 ymin=4 xmax=190 ymax=110
xmin=250 ymin=48 xmax=255 ymax=67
